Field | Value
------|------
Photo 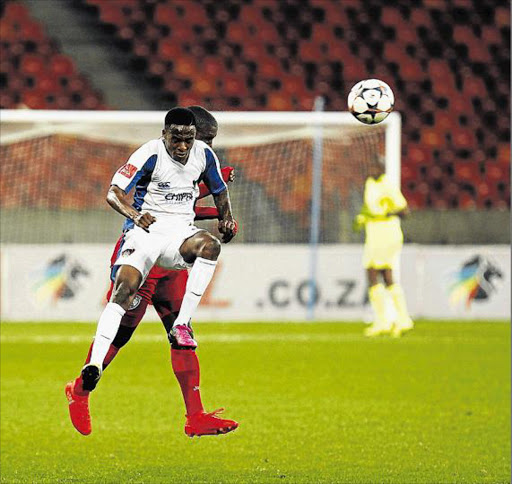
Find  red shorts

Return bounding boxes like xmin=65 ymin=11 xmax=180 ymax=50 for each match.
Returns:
xmin=107 ymin=235 xmax=188 ymax=312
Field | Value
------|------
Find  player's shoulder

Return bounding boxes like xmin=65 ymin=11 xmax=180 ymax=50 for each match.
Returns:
xmin=192 ymin=140 xmax=218 ymax=165
xmin=194 ymin=139 xmax=209 ymax=150
xmin=131 ymin=138 xmax=161 ymax=159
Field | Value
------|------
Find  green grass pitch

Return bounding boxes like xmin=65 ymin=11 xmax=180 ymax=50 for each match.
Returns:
xmin=1 ymin=321 xmax=510 ymax=484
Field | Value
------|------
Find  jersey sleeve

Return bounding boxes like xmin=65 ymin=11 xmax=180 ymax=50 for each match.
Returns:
xmin=111 ymin=142 xmax=157 ymax=194
xmin=202 ymin=147 xmax=227 ymax=195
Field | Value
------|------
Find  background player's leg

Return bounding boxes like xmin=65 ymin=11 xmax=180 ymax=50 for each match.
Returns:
xmin=154 ymin=274 xmax=205 ymax=418
xmin=365 ymin=268 xmax=392 ymax=336
xmin=156 ymin=296 xmax=238 ymax=437
xmin=383 ymin=269 xmax=414 ymax=337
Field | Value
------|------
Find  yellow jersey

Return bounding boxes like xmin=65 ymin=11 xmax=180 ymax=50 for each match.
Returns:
xmin=359 ymin=174 xmax=408 ymax=269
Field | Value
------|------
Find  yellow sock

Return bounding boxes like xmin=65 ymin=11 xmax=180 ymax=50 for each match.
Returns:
xmin=368 ymin=283 xmax=389 ymax=327
xmin=387 ymin=283 xmax=412 ymax=325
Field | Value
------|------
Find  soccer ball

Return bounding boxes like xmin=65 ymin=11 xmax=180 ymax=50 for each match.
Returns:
xmin=347 ymin=79 xmax=395 ymax=125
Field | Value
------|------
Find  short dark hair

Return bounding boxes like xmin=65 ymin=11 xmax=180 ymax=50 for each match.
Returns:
xmin=187 ymin=105 xmax=217 ymax=133
xmin=164 ymin=107 xmax=196 ymax=128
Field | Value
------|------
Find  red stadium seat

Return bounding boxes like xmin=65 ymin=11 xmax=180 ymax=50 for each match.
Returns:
xmin=225 ymin=23 xmax=247 ymax=44
xmin=49 ymin=55 xmax=75 ymax=77
xmin=3 ymin=2 xmax=30 ymax=21
xmin=19 ymin=54 xmax=45 ymax=75
xmin=158 ymin=40 xmax=182 ymax=61
xmin=451 ymin=128 xmax=477 ymax=149
xmin=191 ymin=77 xmax=216 ymax=96
xmin=481 ymin=26 xmax=502 ymax=44
xmin=457 ymin=191 xmax=477 ymax=209
xmin=38 ymin=73 xmax=59 ymax=93
xmin=319 ymin=3 xmax=347 ymax=26
xmin=484 ymin=162 xmax=507 ymax=182
xmin=407 ymin=144 xmax=432 ymax=165
xmin=454 ymin=163 xmax=481 ymax=183
xmin=494 ymin=7 xmax=509 ymax=27
xmin=422 ymin=129 xmax=444 ymax=147
xmin=222 ymin=74 xmax=248 ymax=97
xmin=21 ymin=89 xmax=47 ymax=109
xmin=410 ymin=8 xmax=432 ymax=27
xmin=173 ymin=58 xmax=199 ymax=78
xmin=258 ymin=58 xmax=282 ymax=78
xmin=202 ymin=57 xmax=226 ymax=78
xmin=153 ymin=4 xmax=178 ymax=26
xmin=395 ymin=27 xmax=418 ymax=44
xmin=453 ymin=25 xmax=476 ymax=45
xmin=497 ymin=144 xmax=510 ymax=166
xmin=381 ymin=7 xmax=403 ymax=27
xmin=462 ymin=77 xmax=487 ymax=97
xmin=399 ymin=62 xmax=424 ymax=82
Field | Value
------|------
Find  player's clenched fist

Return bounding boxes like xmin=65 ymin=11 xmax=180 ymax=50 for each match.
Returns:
xmin=134 ymin=212 xmax=156 ymax=232
xmin=218 ymin=218 xmax=238 ymax=243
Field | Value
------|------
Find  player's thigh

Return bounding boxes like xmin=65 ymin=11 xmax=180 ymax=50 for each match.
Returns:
xmin=114 ymin=227 xmax=164 ymax=281
xmin=179 ymin=230 xmax=220 ymax=262
xmin=158 ymin=226 xmax=206 ymax=269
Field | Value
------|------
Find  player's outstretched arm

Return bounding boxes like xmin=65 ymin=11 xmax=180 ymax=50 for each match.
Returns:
xmin=107 ymin=185 xmax=156 ymax=232
xmin=213 ymin=189 xmax=237 ymax=243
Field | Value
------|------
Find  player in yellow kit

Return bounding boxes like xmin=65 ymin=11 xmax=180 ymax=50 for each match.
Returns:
xmin=354 ymin=163 xmax=414 ymax=337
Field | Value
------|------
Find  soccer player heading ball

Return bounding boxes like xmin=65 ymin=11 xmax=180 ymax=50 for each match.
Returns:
xmin=66 ymin=106 xmax=238 ymax=437
xmin=353 ymin=160 xmax=414 ymax=337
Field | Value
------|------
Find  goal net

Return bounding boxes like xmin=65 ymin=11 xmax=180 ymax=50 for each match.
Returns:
xmin=0 ymin=110 xmax=401 ymax=245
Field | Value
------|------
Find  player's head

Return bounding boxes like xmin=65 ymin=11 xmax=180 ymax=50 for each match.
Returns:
xmin=187 ymin=105 xmax=218 ymax=147
xmin=162 ymin=107 xmax=196 ymax=162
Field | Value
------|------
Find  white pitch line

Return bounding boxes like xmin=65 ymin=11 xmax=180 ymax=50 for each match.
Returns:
xmin=0 ymin=334 xmax=362 ymax=344
xmin=0 ymin=333 xmax=502 ymax=344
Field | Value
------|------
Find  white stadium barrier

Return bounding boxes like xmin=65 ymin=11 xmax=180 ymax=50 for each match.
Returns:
xmin=1 ymin=244 xmax=509 ymax=321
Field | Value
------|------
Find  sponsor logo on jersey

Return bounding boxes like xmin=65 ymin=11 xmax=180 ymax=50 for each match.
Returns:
xmin=449 ymin=255 xmax=503 ymax=309
xmin=158 ymin=182 xmax=171 ymax=189
xmin=129 ymin=294 xmax=142 ymax=310
xmin=122 ymin=248 xmax=135 ymax=257
xmin=118 ymin=163 xmax=138 ymax=178
xmin=164 ymin=192 xmax=194 ymax=203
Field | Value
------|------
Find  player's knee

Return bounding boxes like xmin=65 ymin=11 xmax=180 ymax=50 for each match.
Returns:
xmin=111 ymin=279 xmax=138 ymax=305
xmin=199 ymin=235 xmax=221 ymax=259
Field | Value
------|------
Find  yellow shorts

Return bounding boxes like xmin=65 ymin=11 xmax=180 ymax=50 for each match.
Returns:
xmin=363 ymin=219 xmax=403 ymax=270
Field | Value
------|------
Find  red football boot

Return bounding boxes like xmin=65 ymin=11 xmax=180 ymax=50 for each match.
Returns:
xmin=170 ymin=324 xmax=197 ymax=349
xmin=65 ymin=381 xmax=91 ymax=436
xmin=185 ymin=408 xmax=239 ymax=437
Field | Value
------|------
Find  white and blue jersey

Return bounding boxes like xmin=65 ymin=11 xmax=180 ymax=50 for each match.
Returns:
xmin=111 ymin=138 xmax=227 ymax=231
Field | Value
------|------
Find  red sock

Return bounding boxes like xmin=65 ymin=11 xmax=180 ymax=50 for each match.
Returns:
xmin=102 ymin=345 xmax=119 ymax=370
xmin=171 ymin=348 xmax=204 ymax=416
xmin=73 ymin=342 xmax=119 ymax=396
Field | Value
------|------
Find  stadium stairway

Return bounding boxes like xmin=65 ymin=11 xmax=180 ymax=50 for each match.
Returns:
xmin=22 ymin=0 xmax=160 ymax=109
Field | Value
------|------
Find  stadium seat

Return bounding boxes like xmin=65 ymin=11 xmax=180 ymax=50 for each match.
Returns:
xmin=49 ymin=55 xmax=75 ymax=77
xmin=19 ymin=54 xmax=45 ymax=75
